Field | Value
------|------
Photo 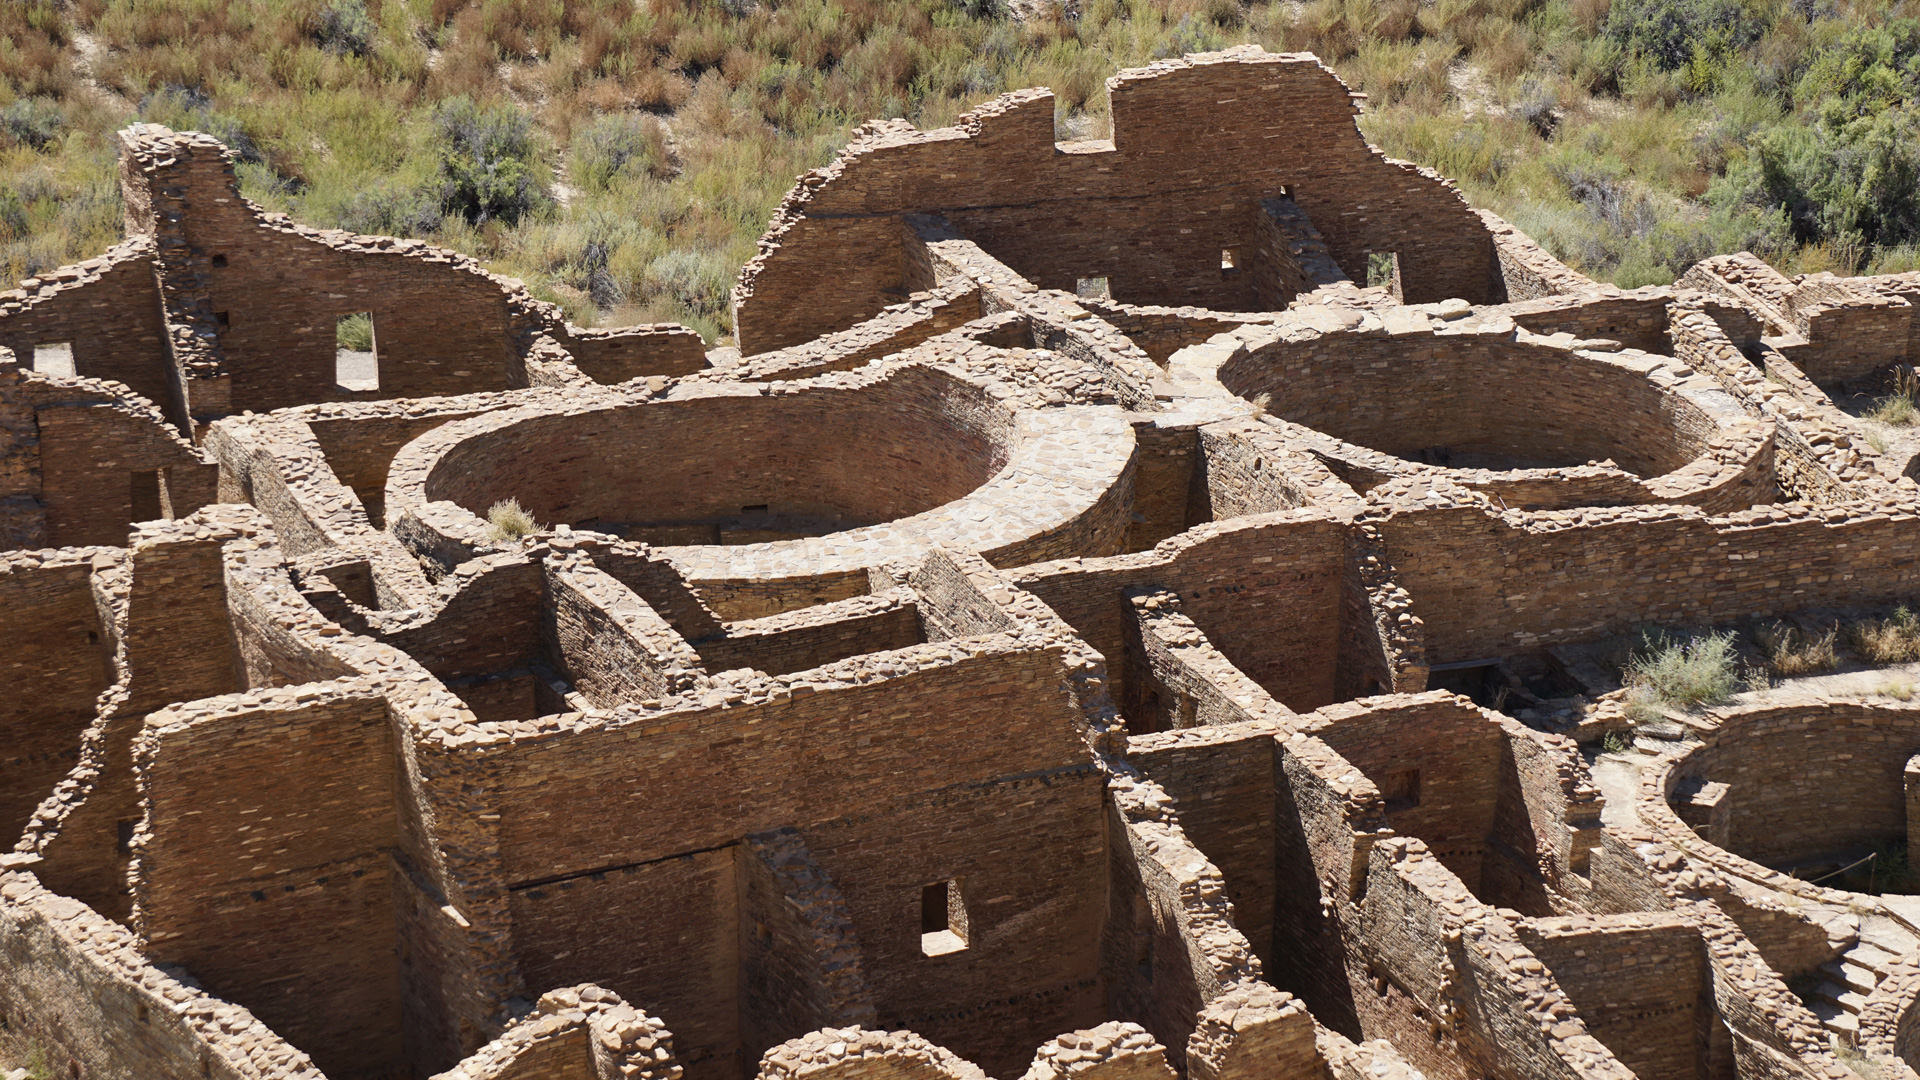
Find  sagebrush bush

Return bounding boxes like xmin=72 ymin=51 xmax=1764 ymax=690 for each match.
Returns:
xmin=1626 ymin=629 xmax=1741 ymax=709
xmin=1 ymin=97 xmax=64 ymax=151
xmin=433 ymin=96 xmax=549 ymax=226
xmin=335 ymin=311 xmax=373 ymax=350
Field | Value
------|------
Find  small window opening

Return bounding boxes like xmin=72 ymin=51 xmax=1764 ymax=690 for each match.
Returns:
xmin=1366 ymin=252 xmax=1402 ymax=300
xmin=741 ymin=504 xmax=770 ymax=515
xmin=1075 ymin=276 xmax=1111 ymax=301
xmin=1221 ymin=248 xmax=1239 ymax=271
xmin=210 ymin=254 xmax=228 ymax=268
xmin=336 ymin=312 xmax=378 ymax=392
xmin=214 ymin=310 xmax=230 ymax=329
xmin=920 ymin=879 xmax=969 ymax=956
xmin=32 ymin=342 xmax=74 ymax=377
xmin=129 ymin=470 xmax=163 ymax=523
xmin=1381 ymin=769 xmax=1421 ymax=812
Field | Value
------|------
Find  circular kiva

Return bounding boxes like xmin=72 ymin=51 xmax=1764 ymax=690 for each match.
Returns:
xmin=385 ymin=362 xmax=1138 ymax=605
xmin=1643 ymin=698 xmax=1920 ymax=902
xmin=1208 ymin=326 xmax=1773 ymax=511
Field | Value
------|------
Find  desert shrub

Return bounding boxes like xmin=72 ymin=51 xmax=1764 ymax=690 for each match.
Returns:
xmin=432 ymin=96 xmax=549 ymax=225
xmin=337 ymin=183 xmax=447 ymax=237
xmin=335 ymin=312 xmax=374 ymax=350
xmin=1626 ymin=628 xmax=1741 ymax=708
xmin=1604 ymin=0 xmax=1769 ymax=73
xmin=313 ymin=0 xmax=375 ymax=56
xmin=1759 ymin=621 xmax=1838 ymax=675
xmin=571 ymin=112 xmax=673 ymax=190
xmin=1868 ymin=367 xmax=1920 ymax=425
xmin=1850 ymin=606 xmax=1920 ymax=664
xmin=1 ymin=97 xmax=63 ymax=151
xmin=1513 ymin=78 xmax=1560 ymax=137
xmin=486 ymin=498 xmax=538 ymax=542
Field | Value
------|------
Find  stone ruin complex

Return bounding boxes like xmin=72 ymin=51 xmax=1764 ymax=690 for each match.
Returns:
xmin=16 ymin=41 xmax=1920 ymax=1080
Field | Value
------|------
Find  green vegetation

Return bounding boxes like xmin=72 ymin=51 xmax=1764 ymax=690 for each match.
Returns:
xmin=1622 ymin=627 xmax=1742 ymax=720
xmin=336 ymin=310 xmax=374 ymax=350
xmin=486 ymin=497 xmax=539 ymax=542
xmin=4 ymin=0 xmax=1920 ymax=341
xmin=1868 ymin=365 xmax=1920 ymax=425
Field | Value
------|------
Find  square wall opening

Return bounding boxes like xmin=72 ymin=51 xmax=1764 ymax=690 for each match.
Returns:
xmin=921 ymin=878 xmax=969 ymax=957
xmin=32 ymin=342 xmax=74 ymax=377
xmin=336 ymin=313 xmax=379 ymax=392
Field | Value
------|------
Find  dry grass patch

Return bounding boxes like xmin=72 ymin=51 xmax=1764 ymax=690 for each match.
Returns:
xmin=1759 ymin=621 xmax=1838 ymax=677
xmin=1849 ymin=607 xmax=1920 ymax=665
xmin=485 ymin=497 xmax=539 ymax=542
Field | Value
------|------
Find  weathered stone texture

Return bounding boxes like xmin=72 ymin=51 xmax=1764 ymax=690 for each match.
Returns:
xmin=7 ymin=44 xmax=1920 ymax=1080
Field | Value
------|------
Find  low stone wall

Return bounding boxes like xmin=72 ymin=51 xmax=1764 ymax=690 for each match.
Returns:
xmin=431 ymin=985 xmax=685 ymax=1080
xmin=2 ymin=363 xmax=217 ymax=549
xmin=1477 ymin=211 xmax=1596 ymax=301
xmin=756 ymin=1028 xmax=987 ymax=1080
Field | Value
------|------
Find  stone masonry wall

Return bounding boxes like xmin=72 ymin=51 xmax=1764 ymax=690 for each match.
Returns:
xmin=469 ymin=640 xmax=1106 ymax=1078
xmin=1016 ymin=511 xmax=1349 ymax=712
xmin=0 ymin=870 xmax=323 ymax=1080
xmin=732 ymin=47 xmax=1497 ymax=353
xmin=0 ymin=549 xmax=111 ymax=840
xmin=0 ymin=239 xmax=174 ymax=413
xmin=1368 ymin=494 xmax=1920 ymax=666
xmin=738 ymin=829 xmax=878 ymax=1070
xmin=1516 ymin=913 xmax=1709 ymax=1080
xmin=132 ymin=682 xmax=405 ymax=1080
xmin=1666 ymin=701 xmax=1920 ymax=866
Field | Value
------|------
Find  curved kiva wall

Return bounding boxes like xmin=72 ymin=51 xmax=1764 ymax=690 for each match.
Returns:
xmin=1226 ymin=337 xmax=1705 ymax=476
xmin=731 ymin=46 xmax=1498 ymax=354
xmin=418 ymin=367 xmax=1017 ymax=540
xmin=386 ymin=364 xmax=1139 ymax=611
xmin=1213 ymin=326 xmax=1773 ymax=510
xmin=1658 ymin=700 xmax=1920 ymax=869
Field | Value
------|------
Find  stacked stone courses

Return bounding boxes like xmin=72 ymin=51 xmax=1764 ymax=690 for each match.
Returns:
xmin=17 ymin=40 xmax=1920 ymax=1080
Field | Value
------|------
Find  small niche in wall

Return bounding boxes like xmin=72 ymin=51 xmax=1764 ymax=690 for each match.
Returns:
xmin=214 ymin=311 xmax=230 ymax=329
xmin=210 ymin=254 xmax=228 ymax=268
xmin=920 ymin=879 xmax=969 ymax=957
xmin=335 ymin=312 xmax=379 ymax=392
xmin=130 ymin=470 xmax=163 ymax=523
xmin=1381 ymin=768 xmax=1421 ymax=812
xmin=32 ymin=342 xmax=74 ymax=377
xmin=1075 ymin=276 xmax=1111 ymax=300
xmin=1221 ymin=248 xmax=1239 ymax=272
